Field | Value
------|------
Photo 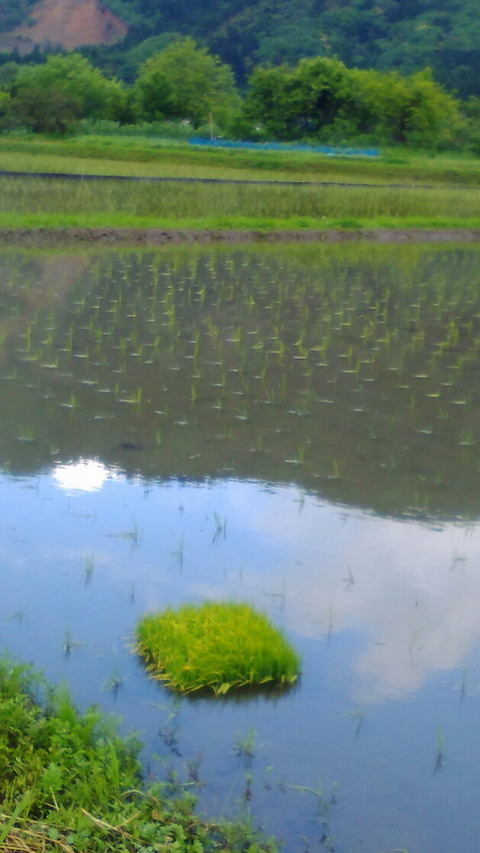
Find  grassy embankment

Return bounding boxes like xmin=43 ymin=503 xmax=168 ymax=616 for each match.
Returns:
xmin=1 ymin=134 xmax=480 ymax=231
xmin=0 ymin=659 xmax=277 ymax=853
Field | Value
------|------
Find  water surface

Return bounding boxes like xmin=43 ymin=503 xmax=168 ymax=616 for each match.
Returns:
xmin=1 ymin=243 xmax=480 ymax=852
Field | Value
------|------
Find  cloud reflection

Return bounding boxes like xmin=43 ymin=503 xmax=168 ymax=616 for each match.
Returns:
xmin=188 ymin=483 xmax=480 ymax=704
xmin=52 ymin=458 xmax=118 ymax=493
xmin=7 ymin=465 xmax=480 ymax=706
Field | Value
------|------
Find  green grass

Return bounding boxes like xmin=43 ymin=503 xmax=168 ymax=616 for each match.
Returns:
xmin=2 ymin=135 xmax=480 ymax=231
xmin=2 ymin=173 xmax=480 ymax=232
xmin=0 ymin=658 xmax=278 ymax=852
xmin=136 ymin=601 xmax=300 ymax=694
xmin=2 ymin=133 xmax=480 ymax=185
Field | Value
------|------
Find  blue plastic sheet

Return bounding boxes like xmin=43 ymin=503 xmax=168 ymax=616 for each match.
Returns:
xmin=189 ymin=138 xmax=379 ymax=157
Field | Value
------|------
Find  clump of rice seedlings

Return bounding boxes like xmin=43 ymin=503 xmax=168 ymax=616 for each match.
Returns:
xmin=136 ymin=601 xmax=300 ymax=695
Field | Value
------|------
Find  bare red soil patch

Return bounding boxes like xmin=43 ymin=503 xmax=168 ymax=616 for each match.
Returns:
xmin=0 ymin=0 xmax=127 ymax=54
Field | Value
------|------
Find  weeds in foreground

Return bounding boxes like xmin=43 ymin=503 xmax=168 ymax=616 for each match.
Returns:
xmin=0 ymin=658 xmax=278 ymax=853
xmin=136 ymin=601 xmax=300 ymax=694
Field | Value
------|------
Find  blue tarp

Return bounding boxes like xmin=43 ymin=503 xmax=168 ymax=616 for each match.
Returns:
xmin=189 ymin=138 xmax=379 ymax=157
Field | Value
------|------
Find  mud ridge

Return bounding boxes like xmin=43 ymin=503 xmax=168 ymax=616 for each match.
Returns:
xmin=1 ymin=227 xmax=480 ymax=247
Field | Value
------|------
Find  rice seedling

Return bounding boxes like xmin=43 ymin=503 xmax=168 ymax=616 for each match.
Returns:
xmin=103 ymin=666 xmax=125 ymax=695
xmin=17 ymin=426 xmax=35 ymax=443
xmin=212 ymin=512 xmax=227 ymax=543
xmin=60 ymin=392 xmax=79 ymax=409
xmin=434 ymin=727 xmax=446 ymax=772
xmin=171 ymin=534 xmax=185 ymax=568
xmin=345 ymin=708 xmax=366 ymax=739
xmin=135 ymin=601 xmax=300 ymax=694
xmin=234 ymin=727 xmax=257 ymax=761
xmin=84 ymin=554 xmax=94 ymax=586
xmin=4 ymin=163 xmax=480 ymax=230
xmin=63 ymin=628 xmax=83 ymax=656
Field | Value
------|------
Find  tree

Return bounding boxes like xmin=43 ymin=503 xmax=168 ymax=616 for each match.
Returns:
xmin=133 ymin=37 xmax=240 ymax=128
xmin=244 ymin=57 xmax=357 ymax=141
xmin=395 ymin=69 xmax=462 ymax=146
xmin=10 ymin=54 xmax=127 ymax=133
xmin=244 ymin=56 xmax=461 ymax=147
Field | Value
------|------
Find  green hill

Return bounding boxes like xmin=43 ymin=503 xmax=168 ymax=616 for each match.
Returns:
xmin=1 ymin=0 xmax=479 ymax=97
xmin=102 ymin=0 xmax=480 ymax=96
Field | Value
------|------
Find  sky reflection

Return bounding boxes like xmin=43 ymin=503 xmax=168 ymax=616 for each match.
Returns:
xmin=52 ymin=458 xmax=119 ymax=492
xmin=1 ymin=463 xmax=479 ymax=706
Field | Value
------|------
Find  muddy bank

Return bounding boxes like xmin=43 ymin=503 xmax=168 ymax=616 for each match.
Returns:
xmin=1 ymin=227 xmax=480 ymax=247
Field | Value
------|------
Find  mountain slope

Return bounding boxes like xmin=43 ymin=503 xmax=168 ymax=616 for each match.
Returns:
xmin=1 ymin=0 xmax=479 ymax=97
xmin=0 ymin=0 xmax=127 ymax=54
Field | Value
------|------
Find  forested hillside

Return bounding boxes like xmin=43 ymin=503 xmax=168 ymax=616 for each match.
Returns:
xmin=98 ymin=0 xmax=480 ymax=96
xmin=0 ymin=0 xmax=479 ymax=97
xmin=0 ymin=0 xmax=37 ymax=31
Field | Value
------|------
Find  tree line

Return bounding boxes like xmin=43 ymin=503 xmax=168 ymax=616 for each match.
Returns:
xmin=2 ymin=0 xmax=480 ymax=100
xmin=70 ymin=0 xmax=480 ymax=98
xmin=0 ymin=37 xmax=478 ymax=151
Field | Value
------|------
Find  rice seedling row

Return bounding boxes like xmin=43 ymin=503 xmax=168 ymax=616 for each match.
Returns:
xmin=2 ymin=175 xmax=480 ymax=230
xmin=1 ymin=243 xmax=480 ymax=519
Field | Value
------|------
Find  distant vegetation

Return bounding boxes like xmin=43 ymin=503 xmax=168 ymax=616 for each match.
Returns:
xmin=0 ymin=0 xmax=37 ymax=32
xmin=81 ymin=0 xmax=480 ymax=100
xmin=1 ymin=39 xmax=479 ymax=153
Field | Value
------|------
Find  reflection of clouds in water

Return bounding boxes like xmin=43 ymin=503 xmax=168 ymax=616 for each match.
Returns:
xmin=191 ymin=484 xmax=480 ymax=704
xmin=10 ymin=466 xmax=480 ymax=705
xmin=52 ymin=459 xmax=119 ymax=493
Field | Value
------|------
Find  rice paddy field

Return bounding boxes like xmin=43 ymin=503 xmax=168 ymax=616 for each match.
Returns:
xmin=2 ymin=135 xmax=480 ymax=231
xmin=3 ymin=171 xmax=480 ymax=231
xmin=2 ymin=241 xmax=480 ymax=852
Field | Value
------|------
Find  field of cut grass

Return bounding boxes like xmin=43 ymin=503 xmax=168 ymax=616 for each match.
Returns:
xmin=2 ymin=134 xmax=480 ymax=230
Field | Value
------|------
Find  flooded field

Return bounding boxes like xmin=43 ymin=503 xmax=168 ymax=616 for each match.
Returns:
xmin=1 ymin=242 xmax=480 ymax=852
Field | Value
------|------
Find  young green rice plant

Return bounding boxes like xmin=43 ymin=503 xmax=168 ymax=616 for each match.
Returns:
xmin=435 ymin=727 xmax=446 ymax=772
xmin=212 ymin=512 xmax=227 ymax=543
xmin=103 ymin=665 xmax=125 ymax=695
xmin=17 ymin=426 xmax=35 ymax=443
xmin=84 ymin=554 xmax=94 ymax=586
xmin=234 ymin=727 xmax=257 ymax=761
xmin=135 ymin=601 xmax=300 ymax=695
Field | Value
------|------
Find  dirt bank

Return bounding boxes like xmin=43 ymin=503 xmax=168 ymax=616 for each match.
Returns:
xmin=0 ymin=0 xmax=127 ymax=54
xmin=1 ymin=228 xmax=480 ymax=247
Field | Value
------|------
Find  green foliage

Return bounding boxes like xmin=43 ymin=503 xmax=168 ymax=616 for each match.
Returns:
xmin=244 ymin=57 xmax=354 ymax=140
xmin=9 ymin=54 xmax=128 ymax=133
xmin=87 ymin=0 xmax=480 ymax=98
xmin=133 ymin=37 xmax=240 ymax=129
xmin=136 ymin=601 xmax=300 ymax=694
xmin=0 ymin=660 xmax=141 ymax=822
xmin=0 ymin=32 xmax=469 ymax=148
xmin=0 ymin=0 xmax=37 ymax=32
xmin=0 ymin=657 xmax=279 ymax=852
xmin=244 ymin=57 xmax=461 ymax=148
xmin=2 ymin=0 xmax=480 ymax=100
xmin=4 ymin=143 xmax=480 ymax=231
